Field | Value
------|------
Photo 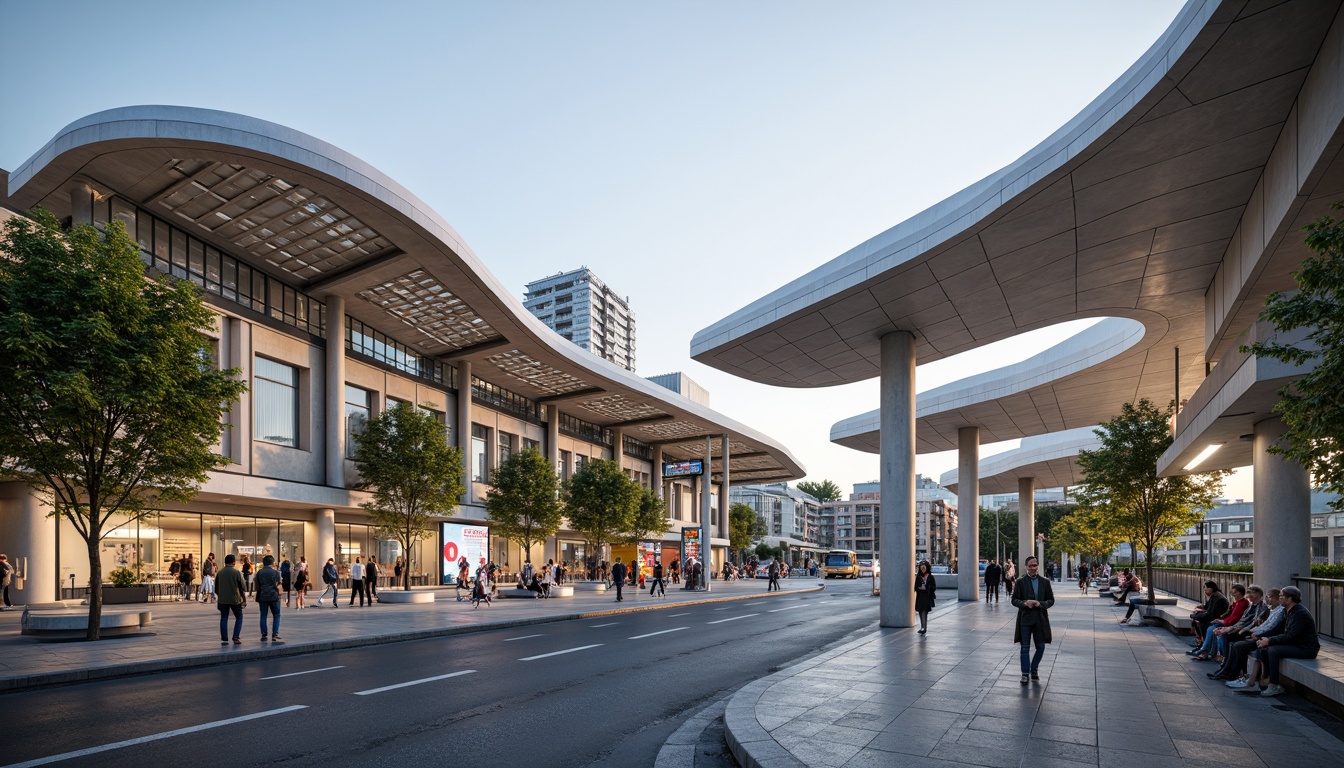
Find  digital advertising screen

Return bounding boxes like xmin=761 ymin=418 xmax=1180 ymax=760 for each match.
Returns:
xmin=441 ymin=522 xmax=490 ymax=583
xmin=680 ymin=527 xmax=701 ymax=564
xmin=662 ymin=459 xmax=703 ymax=478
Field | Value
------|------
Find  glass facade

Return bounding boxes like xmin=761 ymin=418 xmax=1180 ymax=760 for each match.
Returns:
xmin=254 ymin=357 xmax=299 ymax=447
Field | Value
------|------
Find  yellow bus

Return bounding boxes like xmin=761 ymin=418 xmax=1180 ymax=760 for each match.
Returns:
xmin=823 ymin=549 xmax=860 ymax=579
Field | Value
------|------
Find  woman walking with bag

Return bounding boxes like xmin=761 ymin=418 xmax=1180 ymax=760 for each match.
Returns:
xmin=914 ymin=561 xmax=937 ymax=635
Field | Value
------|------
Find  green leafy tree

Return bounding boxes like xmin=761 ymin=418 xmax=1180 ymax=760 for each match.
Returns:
xmin=797 ymin=479 xmax=842 ymax=502
xmin=1048 ymin=506 xmax=1123 ymax=565
xmin=487 ymin=448 xmax=562 ymax=564
xmin=978 ymin=507 xmax=1021 ymax=562
xmin=729 ymin=502 xmax=767 ymax=559
xmin=563 ymin=458 xmax=641 ymax=566
xmin=623 ymin=487 xmax=671 ymax=545
xmin=0 ymin=212 xmax=246 ymax=640
xmin=1245 ymin=201 xmax=1344 ymax=511
xmin=1074 ymin=399 xmax=1229 ymax=602
xmin=351 ymin=401 xmax=464 ymax=590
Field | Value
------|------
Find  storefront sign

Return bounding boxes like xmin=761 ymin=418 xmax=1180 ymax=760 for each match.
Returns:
xmin=441 ymin=522 xmax=490 ymax=582
xmin=662 ymin=459 xmax=703 ymax=478
xmin=680 ymin=527 xmax=701 ymax=564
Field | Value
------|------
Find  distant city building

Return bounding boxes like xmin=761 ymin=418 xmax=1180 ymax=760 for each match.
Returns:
xmin=646 ymin=371 xmax=710 ymax=407
xmin=524 ymin=267 xmax=636 ymax=371
xmin=815 ymin=477 xmax=958 ymax=564
xmin=980 ymin=486 xmax=1074 ymax=512
xmin=728 ymin=482 xmax=822 ymax=557
xmin=1138 ymin=491 xmax=1344 ymax=566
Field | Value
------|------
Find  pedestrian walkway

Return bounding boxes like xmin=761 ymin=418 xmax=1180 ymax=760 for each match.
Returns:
xmin=0 ymin=577 xmax=822 ymax=693
xmin=724 ymin=587 xmax=1344 ymax=768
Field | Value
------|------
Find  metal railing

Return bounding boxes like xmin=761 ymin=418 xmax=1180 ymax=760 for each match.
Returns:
xmin=1293 ymin=576 xmax=1344 ymax=642
xmin=1147 ymin=567 xmax=1251 ymax=603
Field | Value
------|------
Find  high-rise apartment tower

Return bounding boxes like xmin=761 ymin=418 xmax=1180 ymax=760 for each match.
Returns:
xmin=524 ymin=267 xmax=636 ymax=371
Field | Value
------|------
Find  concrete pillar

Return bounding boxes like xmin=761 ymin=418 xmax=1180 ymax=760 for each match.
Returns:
xmin=1018 ymin=477 xmax=1035 ymax=569
xmin=652 ymin=445 xmax=663 ymax=499
xmin=611 ymin=428 xmax=625 ymax=467
xmin=0 ymin=483 xmax=58 ymax=602
xmin=70 ymin=183 xmax=93 ymax=225
xmin=1253 ymin=417 xmax=1311 ymax=592
xmin=720 ymin=434 xmax=731 ymax=541
xmin=457 ymin=360 xmax=473 ymax=505
xmin=324 ymin=294 xmax=347 ymax=488
xmin=316 ymin=508 xmax=336 ymax=570
xmin=957 ymin=426 xmax=979 ymax=601
xmin=700 ymin=436 xmax=712 ymax=592
xmin=545 ymin=404 xmax=560 ymax=472
xmin=879 ymin=332 xmax=916 ymax=628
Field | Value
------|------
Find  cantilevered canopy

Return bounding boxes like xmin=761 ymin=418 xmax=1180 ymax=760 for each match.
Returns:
xmin=940 ymin=427 xmax=1101 ymax=495
xmin=8 ymin=106 xmax=804 ymax=483
xmin=695 ymin=0 xmax=1344 ymax=449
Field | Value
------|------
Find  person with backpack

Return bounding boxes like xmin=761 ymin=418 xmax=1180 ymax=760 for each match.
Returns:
xmin=214 ymin=554 xmax=246 ymax=645
xmin=318 ymin=558 xmax=339 ymax=607
xmin=255 ymin=555 xmax=283 ymax=642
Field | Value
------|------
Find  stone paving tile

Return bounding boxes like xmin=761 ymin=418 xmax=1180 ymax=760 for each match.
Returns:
xmin=723 ymin=588 xmax=1344 ymax=768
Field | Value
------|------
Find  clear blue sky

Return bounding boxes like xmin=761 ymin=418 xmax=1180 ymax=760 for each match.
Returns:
xmin=5 ymin=1 xmax=1249 ymax=500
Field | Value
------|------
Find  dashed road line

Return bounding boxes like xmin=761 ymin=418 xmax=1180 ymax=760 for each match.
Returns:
xmin=503 ymin=634 xmax=543 ymax=642
xmin=707 ymin=613 xmax=758 ymax=624
xmin=668 ymin=613 xmax=691 ymax=617
xmin=629 ymin=627 xmax=688 ymax=640
xmin=520 ymin=644 xmax=604 ymax=661
xmin=590 ymin=622 xmax=618 ymax=628
xmin=354 ymin=670 xmax=476 ymax=695
xmin=260 ymin=666 xmax=344 ymax=680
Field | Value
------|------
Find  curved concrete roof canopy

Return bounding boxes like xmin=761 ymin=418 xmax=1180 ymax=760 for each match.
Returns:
xmin=940 ymin=427 xmax=1102 ymax=496
xmin=693 ymin=0 xmax=1344 ymax=449
xmin=7 ymin=106 xmax=805 ymax=483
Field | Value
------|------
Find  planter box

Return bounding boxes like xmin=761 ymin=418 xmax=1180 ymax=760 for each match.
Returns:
xmin=102 ymin=586 xmax=150 ymax=604
xmin=376 ymin=591 xmax=435 ymax=604
xmin=574 ymin=581 xmax=608 ymax=592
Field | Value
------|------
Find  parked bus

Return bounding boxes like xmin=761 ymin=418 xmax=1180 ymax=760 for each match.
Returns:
xmin=823 ymin=549 xmax=860 ymax=579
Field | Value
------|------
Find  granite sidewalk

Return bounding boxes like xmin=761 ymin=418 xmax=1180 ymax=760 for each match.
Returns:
xmin=721 ymin=587 xmax=1344 ymax=768
xmin=0 ymin=577 xmax=823 ymax=693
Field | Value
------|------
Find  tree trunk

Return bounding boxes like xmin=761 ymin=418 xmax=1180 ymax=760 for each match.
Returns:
xmin=87 ymin=538 xmax=103 ymax=641
xmin=1145 ymin=544 xmax=1156 ymax=605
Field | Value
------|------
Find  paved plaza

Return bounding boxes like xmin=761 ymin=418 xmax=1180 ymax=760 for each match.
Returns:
xmin=722 ymin=588 xmax=1344 ymax=768
xmin=0 ymin=578 xmax=822 ymax=693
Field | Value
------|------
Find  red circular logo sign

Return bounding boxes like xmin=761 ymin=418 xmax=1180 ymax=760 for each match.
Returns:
xmin=443 ymin=542 xmax=459 ymax=562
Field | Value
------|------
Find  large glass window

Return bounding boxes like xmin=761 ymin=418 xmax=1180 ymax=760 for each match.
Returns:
xmin=346 ymin=385 xmax=371 ymax=458
xmin=559 ymin=449 xmax=571 ymax=481
xmin=254 ymin=357 xmax=299 ymax=447
xmin=498 ymin=431 xmax=514 ymax=467
xmin=471 ymin=424 xmax=489 ymax=483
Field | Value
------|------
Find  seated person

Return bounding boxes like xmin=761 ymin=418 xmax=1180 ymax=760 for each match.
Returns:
xmin=1244 ymin=585 xmax=1319 ymax=697
xmin=1191 ymin=583 xmax=1249 ymax=660
xmin=1218 ymin=587 xmax=1279 ymax=684
xmin=1111 ymin=570 xmax=1140 ymax=604
xmin=1189 ymin=581 xmax=1229 ymax=643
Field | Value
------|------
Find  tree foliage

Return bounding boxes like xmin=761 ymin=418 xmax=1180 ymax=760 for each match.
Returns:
xmin=1048 ymin=506 xmax=1123 ymax=563
xmin=352 ymin=401 xmax=464 ymax=589
xmin=563 ymin=458 xmax=642 ymax=561
xmin=486 ymin=448 xmax=563 ymax=562
xmin=797 ymin=479 xmax=842 ymax=502
xmin=624 ymin=487 xmax=671 ymax=545
xmin=1074 ymin=399 xmax=1229 ymax=601
xmin=1245 ymin=201 xmax=1344 ymax=510
xmin=0 ymin=212 xmax=246 ymax=639
xmin=729 ymin=501 xmax=767 ymax=556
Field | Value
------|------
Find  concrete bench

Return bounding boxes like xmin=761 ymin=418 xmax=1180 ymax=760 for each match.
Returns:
xmin=498 ymin=585 xmax=575 ymax=599
xmin=1136 ymin=604 xmax=1193 ymax=633
xmin=1281 ymin=643 xmax=1344 ymax=717
xmin=574 ymin=581 xmax=608 ymax=592
xmin=376 ymin=591 xmax=435 ymax=604
xmin=21 ymin=608 xmax=152 ymax=640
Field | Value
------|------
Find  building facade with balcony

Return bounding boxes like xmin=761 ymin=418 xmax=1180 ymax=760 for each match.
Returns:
xmin=524 ymin=267 xmax=636 ymax=372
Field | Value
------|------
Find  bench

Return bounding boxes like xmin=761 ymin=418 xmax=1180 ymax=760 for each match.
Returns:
xmin=1136 ymin=604 xmax=1193 ymax=634
xmin=1280 ymin=642 xmax=1344 ymax=719
xmin=497 ymin=585 xmax=576 ymax=599
xmin=21 ymin=608 xmax=153 ymax=640
xmin=574 ymin=581 xmax=608 ymax=592
xmin=376 ymin=591 xmax=435 ymax=604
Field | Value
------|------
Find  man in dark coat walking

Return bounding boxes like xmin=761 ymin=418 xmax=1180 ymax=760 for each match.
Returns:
xmin=1011 ymin=555 xmax=1054 ymax=684
xmin=610 ymin=558 xmax=628 ymax=602
xmin=984 ymin=560 xmax=1002 ymax=603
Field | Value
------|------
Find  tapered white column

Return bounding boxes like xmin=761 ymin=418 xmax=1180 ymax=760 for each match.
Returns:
xmin=652 ymin=445 xmax=664 ymax=499
xmin=457 ymin=360 xmax=473 ymax=505
xmin=1018 ymin=477 xmax=1035 ymax=568
xmin=316 ymin=508 xmax=336 ymax=570
xmin=958 ymin=427 xmax=979 ymax=601
xmin=1253 ymin=417 xmax=1311 ymax=591
xmin=324 ymin=295 xmax=346 ymax=488
xmin=879 ymin=332 xmax=916 ymax=628
xmin=700 ymin=436 xmax=712 ymax=592
xmin=719 ymin=434 xmax=731 ymax=541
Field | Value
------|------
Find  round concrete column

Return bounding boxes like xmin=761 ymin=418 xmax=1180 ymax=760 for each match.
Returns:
xmin=957 ymin=427 xmax=980 ymax=601
xmin=719 ymin=434 xmax=731 ymax=541
xmin=1253 ymin=417 xmax=1311 ymax=591
xmin=879 ymin=332 xmax=916 ymax=628
xmin=1018 ymin=477 xmax=1035 ymax=568
xmin=700 ymin=436 xmax=712 ymax=592
xmin=0 ymin=482 xmax=58 ymax=602
xmin=316 ymin=508 xmax=336 ymax=569
xmin=457 ymin=360 xmax=473 ymax=505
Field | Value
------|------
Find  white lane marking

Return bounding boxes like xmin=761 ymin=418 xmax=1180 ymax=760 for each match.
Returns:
xmin=520 ymin=644 xmax=604 ymax=661
xmin=712 ymin=607 xmax=731 ymax=611
xmin=768 ymin=605 xmax=808 ymax=613
xmin=353 ymin=670 xmax=476 ymax=696
xmin=2 ymin=705 xmax=308 ymax=768
xmin=667 ymin=613 xmax=691 ymax=617
xmin=590 ymin=622 xmax=618 ymax=628
xmin=707 ymin=613 xmax=758 ymax=624
xmin=260 ymin=665 xmax=344 ymax=680
xmin=629 ymin=627 xmax=688 ymax=640
xmin=503 ymin=634 xmax=543 ymax=642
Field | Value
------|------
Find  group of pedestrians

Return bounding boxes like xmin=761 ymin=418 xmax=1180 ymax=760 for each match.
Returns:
xmin=981 ymin=559 xmax=1016 ymax=603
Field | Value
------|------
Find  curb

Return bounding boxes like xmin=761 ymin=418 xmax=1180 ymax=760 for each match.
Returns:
xmin=0 ymin=584 xmax=825 ymax=694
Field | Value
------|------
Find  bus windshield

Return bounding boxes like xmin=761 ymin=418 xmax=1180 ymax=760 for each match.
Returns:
xmin=825 ymin=553 xmax=853 ymax=567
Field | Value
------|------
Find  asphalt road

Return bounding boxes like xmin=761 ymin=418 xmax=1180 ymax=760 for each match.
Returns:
xmin=1 ymin=579 xmax=879 ymax=768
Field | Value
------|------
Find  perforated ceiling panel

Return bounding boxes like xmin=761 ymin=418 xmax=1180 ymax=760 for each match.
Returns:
xmin=152 ymin=160 xmax=392 ymax=281
xmin=575 ymin=394 xmax=664 ymax=422
xmin=485 ymin=349 xmax=590 ymax=395
xmin=356 ymin=270 xmax=501 ymax=350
